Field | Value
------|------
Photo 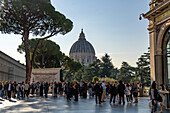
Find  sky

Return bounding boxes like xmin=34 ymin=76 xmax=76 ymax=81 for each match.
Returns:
xmin=0 ymin=0 xmax=150 ymax=68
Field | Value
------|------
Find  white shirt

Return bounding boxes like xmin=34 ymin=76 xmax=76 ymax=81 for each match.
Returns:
xmin=102 ymin=83 xmax=106 ymax=90
xmin=8 ymin=84 xmax=11 ymax=91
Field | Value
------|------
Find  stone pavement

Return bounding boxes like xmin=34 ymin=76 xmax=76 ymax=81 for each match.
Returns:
xmin=0 ymin=95 xmax=169 ymax=113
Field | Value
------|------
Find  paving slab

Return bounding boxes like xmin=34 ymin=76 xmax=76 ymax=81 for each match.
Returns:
xmin=0 ymin=95 xmax=169 ymax=113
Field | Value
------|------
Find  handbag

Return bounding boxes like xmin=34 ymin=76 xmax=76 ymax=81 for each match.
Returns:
xmin=157 ymin=93 xmax=162 ymax=102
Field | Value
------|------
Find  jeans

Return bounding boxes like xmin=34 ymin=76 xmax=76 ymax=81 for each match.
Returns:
xmin=153 ymin=100 xmax=158 ymax=112
xmin=36 ymin=89 xmax=39 ymax=96
xmin=17 ymin=91 xmax=21 ymax=99
xmin=88 ymin=89 xmax=92 ymax=97
xmin=1 ymin=90 xmax=4 ymax=98
xmin=44 ymin=89 xmax=48 ymax=98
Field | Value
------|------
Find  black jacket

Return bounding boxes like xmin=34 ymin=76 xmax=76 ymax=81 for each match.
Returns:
xmin=117 ymin=83 xmax=125 ymax=94
xmin=109 ymin=85 xmax=117 ymax=95
xmin=94 ymin=84 xmax=103 ymax=94
xmin=7 ymin=83 xmax=13 ymax=91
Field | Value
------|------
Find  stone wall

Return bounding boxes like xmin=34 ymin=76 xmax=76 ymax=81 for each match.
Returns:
xmin=31 ymin=68 xmax=61 ymax=83
xmin=0 ymin=51 xmax=26 ymax=82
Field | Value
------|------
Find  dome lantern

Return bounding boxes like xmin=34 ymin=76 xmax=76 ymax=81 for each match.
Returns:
xmin=79 ymin=28 xmax=86 ymax=40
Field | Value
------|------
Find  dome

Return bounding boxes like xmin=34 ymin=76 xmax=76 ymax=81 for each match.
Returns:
xmin=69 ymin=29 xmax=95 ymax=55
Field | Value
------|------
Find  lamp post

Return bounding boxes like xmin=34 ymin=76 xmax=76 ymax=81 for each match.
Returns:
xmin=139 ymin=13 xmax=145 ymax=20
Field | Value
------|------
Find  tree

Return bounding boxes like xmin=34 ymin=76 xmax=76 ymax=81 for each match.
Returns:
xmin=17 ymin=39 xmax=62 ymax=68
xmin=88 ymin=59 xmax=102 ymax=77
xmin=110 ymin=68 xmax=119 ymax=79
xmin=100 ymin=53 xmax=114 ymax=77
xmin=136 ymin=51 xmax=150 ymax=86
xmin=74 ymin=67 xmax=84 ymax=82
xmin=116 ymin=61 xmax=135 ymax=83
xmin=81 ymin=67 xmax=97 ymax=82
xmin=0 ymin=0 xmax=73 ymax=83
xmin=61 ymin=56 xmax=82 ymax=81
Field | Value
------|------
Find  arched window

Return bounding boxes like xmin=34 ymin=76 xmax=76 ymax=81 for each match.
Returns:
xmin=162 ymin=27 xmax=170 ymax=85
xmin=167 ymin=36 xmax=170 ymax=84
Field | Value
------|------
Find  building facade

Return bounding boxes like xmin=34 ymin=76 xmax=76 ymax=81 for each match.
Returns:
xmin=144 ymin=0 xmax=170 ymax=107
xmin=0 ymin=51 xmax=26 ymax=82
xmin=69 ymin=29 xmax=97 ymax=66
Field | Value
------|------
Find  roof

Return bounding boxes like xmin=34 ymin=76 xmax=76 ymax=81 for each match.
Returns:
xmin=69 ymin=29 xmax=95 ymax=55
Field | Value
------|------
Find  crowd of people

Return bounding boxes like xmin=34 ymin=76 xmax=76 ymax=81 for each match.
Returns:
xmin=0 ymin=80 xmax=141 ymax=104
xmin=0 ymin=80 xmax=168 ymax=113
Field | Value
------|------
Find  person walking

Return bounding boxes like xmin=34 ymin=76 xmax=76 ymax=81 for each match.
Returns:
xmin=35 ymin=82 xmax=40 ymax=97
xmin=130 ymin=83 xmax=134 ymax=103
xmin=88 ymin=82 xmax=93 ymax=97
xmin=16 ymin=82 xmax=21 ymax=100
xmin=54 ymin=82 xmax=58 ymax=98
xmin=24 ymin=82 xmax=30 ymax=99
xmin=7 ymin=81 xmax=13 ymax=100
xmin=40 ymin=82 xmax=44 ymax=97
xmin=73 ymin=82 xmax=79 ymax=101
xmin=83 ymin=82 xmax=87 ymax=98
xmin=117 ymin=80 xmax=125 ymax=105
xmin=66 ymin=82 xmax=72 ymax=102
xmin=94 ymin=82 xmax=103 ymax=104
xmin=151 ymin=81 xmax=158 ymax=113
xmin=4 ymin=81 xmax=8 ymax=99
xmin=0 ymin=81 xmax=3 ymax=99
xmin=159 ymin=84 xmax=168 ymax=113
xmin=132 ymin=82 xmax=138 ymax=103
xmin=21 ymin=82 xmax=25 ymax=99
xmin=79 ymin=81 xmax=84 ymax=97
xmin=125 ymin=84 xmax=131 ymax=103
xmin=12 ymin=81 xmax=17 ymax=98
xmin=109 ymin=82 xmax=117 ymax=104
xmin=101 ymin=81 xmax=106 ymax=102
xmin=44 ymin=82 xmax=49 ymax=98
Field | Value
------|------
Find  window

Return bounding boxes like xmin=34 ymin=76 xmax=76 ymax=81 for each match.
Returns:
xmin=167 ymin=39 xmax=170 ymax=84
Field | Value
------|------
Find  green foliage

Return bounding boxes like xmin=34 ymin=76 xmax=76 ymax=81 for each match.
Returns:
xmin=0 ymin=0 xmax=73 ymax=36
xmin=0 ymin=0 xmax=73 ymax=82
xmin=74 ymin=66 xmax=94 ymax=82
xmin=116 ymin=61 xmax=136 ymax=83
xmin=62 ymin=56 xmax=82 ymax=72
xmin=62 ymin=56 xmax=82 ymax=82
xmin=88 ymin=59 xmax=102 ymax=77
xmin=99 ymin=77 xmax=116 ymax=83
xmin=136 ymin=50 xmax=150 ymax=86
xmin=74 ymin=67 xmax=84 ymax=82
xmin=100 ymin=53 xmax=114 ymax=77
xmin=92 ymin=76 xmax=99 ymax=82
xmin=17 ymin=39 xmax=62 ymax=68
xmin=72 ymin=54 xmax=118 ymax=82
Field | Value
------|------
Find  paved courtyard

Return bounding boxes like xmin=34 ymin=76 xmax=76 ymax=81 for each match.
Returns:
xmin=0 ymin=95 xmax=169 ymax=113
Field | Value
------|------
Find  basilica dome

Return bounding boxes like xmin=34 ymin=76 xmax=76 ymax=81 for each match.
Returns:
xmin=69 ymin=29 xmax=97 ymax=66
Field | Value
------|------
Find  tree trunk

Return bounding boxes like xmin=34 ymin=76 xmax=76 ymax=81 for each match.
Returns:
xmin=24 ymin=30 xmax=32 ymax=83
